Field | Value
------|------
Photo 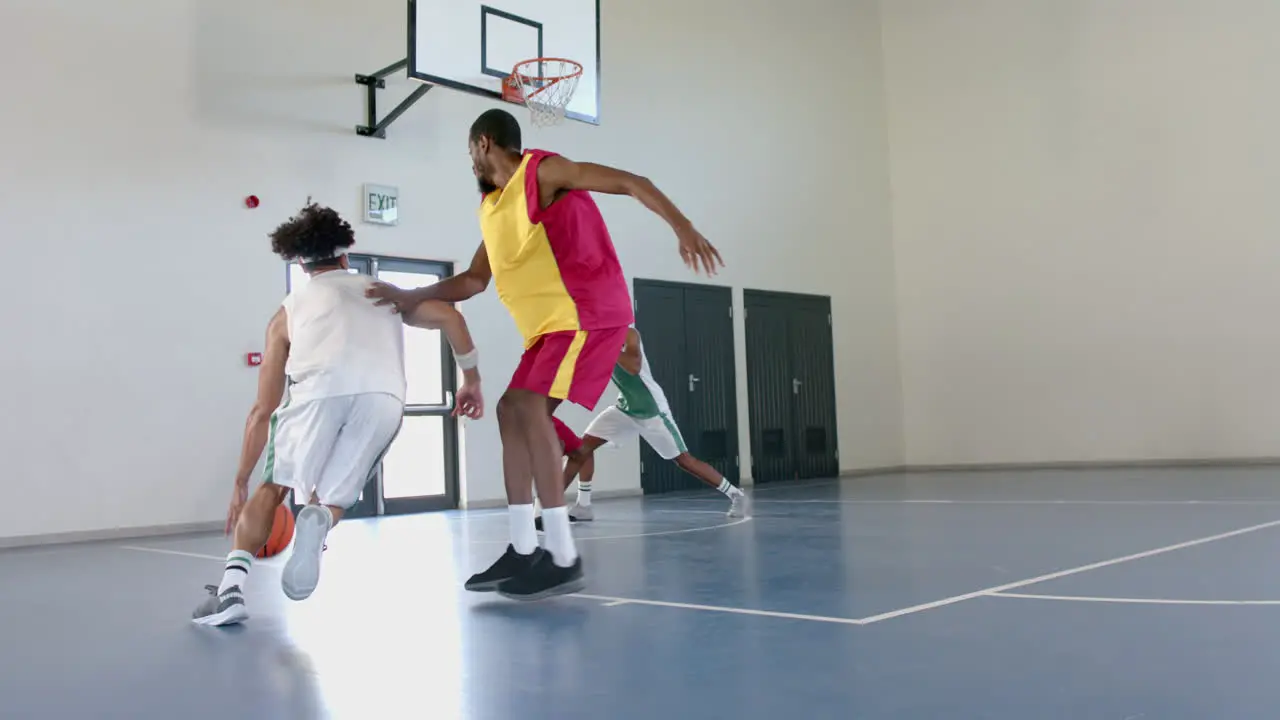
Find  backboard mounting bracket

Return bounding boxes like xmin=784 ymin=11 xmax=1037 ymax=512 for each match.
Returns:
xmin=355 ymin=58 xmax=432 ymax=139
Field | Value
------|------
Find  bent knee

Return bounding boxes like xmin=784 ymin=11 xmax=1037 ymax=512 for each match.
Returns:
xmin=497 ymin=390 xmax=546 ymax=424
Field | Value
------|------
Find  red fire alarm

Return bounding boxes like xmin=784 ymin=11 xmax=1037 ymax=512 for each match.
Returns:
xmin=244 ymin=195 xmax=260 ymax=209
xmin=246 ymin=352 xmax=263 ymax=367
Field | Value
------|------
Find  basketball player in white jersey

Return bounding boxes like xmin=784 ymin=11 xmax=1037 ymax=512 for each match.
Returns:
xmin=192 ymin=201 xmax=484 ymax=626
xmin=558 ymin=327 xmax=749 ymax=520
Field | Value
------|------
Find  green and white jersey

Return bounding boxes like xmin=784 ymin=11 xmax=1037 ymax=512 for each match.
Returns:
xmin=611 ymin=332 xmax=670 ymax=419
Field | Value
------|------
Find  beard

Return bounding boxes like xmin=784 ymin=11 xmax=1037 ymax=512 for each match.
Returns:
xmin=476 ymin=175 xmax=498 ymax=195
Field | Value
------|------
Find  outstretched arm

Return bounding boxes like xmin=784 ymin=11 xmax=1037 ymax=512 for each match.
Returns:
xmin=400 ymin=299 xmax=485 ymax=419
xmin=536 ymin=155 xmax=724 ymax=275
xmin=234 ymin=308 xmax=289 ymax=488
xmin=401 ymin=300 xmax=481 ymax=385
xmin=367 ymin=242 xmax=491 ymax=310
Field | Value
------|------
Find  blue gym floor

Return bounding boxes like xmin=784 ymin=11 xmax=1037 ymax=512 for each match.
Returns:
xmin=5 ymin=468 xmax=1280 ymax=719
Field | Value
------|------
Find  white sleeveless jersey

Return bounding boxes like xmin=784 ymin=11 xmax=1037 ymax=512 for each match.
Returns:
xmin=281 ymin=270 xmax=407 ymax=404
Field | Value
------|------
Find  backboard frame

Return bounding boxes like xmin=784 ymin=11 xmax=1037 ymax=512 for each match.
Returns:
xmin=405 ymin=0 xmax=602 ymax=125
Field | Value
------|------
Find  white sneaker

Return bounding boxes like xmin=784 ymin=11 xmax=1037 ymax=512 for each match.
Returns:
xmin=282 ymin=505 xmax=330 ymax=601
xmin=569 ymin=503 xmax=594 ymax=521
xmin=727 ymin=492 xmax=751 ymax=519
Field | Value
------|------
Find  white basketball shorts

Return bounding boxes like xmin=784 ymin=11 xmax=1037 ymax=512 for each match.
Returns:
xmin=262 ymin=392 xmax=403 ymax=509
xmin=584 ymin=406 xmax=688 ymax=460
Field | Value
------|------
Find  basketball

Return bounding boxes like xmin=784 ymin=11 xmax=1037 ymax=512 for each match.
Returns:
xmin=257 ymin=503 xmax=295 ymax=558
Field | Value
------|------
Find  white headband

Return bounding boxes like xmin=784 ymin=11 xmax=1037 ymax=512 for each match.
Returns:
xmin=302 ymin=246 xmax=350 ymax=264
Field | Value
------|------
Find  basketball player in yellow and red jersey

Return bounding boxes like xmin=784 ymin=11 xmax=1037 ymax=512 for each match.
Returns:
xmin=367 ymin=108 xmax=722 ymax=600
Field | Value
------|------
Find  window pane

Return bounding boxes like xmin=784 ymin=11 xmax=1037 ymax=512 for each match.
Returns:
xmin=382 ymin=415 xmax=446 ymax=498
xmin=377 ymin=270 xmax=444 ymax=406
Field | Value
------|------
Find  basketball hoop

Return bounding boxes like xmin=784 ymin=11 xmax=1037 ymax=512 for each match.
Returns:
xmin=501 ymin=58 xmax=583 ymax=128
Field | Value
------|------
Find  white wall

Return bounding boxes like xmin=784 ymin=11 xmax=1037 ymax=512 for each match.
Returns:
xmin=882 ymin=0 xmax=1280 ymax=465
xmin=0 ymin=0 xmax=900 ymax=540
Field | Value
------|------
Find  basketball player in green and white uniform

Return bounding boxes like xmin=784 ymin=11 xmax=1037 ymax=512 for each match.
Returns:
xmin=559 ymin=326 xmax=749 ymax=519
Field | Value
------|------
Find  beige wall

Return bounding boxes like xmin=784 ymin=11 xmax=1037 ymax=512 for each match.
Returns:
xmin=882 ymin=0 xmax=1280 ymax=465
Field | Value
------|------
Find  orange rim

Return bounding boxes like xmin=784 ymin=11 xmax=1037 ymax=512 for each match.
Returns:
xmin=507 ymin=58 xmax=583 ymax=100
xmin=509 ymin=57 xmax=584 ymax=82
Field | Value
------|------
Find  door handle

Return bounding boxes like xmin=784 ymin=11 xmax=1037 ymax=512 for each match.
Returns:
xmin=792 ymin=378 xmax=802 ymax=395
xmin=445 ymin=390 xmax=454 ymax=408
xmin=689 ymin=374 xmax=701 ymax=392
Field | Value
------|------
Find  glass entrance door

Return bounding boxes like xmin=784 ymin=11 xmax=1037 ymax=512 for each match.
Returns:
xmin=370 ymin=257 xmax=458 ymax=513
xmin=282 ymin=255 xmax=458 ymax=517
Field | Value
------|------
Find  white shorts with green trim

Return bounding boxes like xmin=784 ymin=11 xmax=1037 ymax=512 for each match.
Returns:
xmin=262 ymin=392 xmax=403 ymax=509
xmin=584 ymin=405 xmax=687 ymax=460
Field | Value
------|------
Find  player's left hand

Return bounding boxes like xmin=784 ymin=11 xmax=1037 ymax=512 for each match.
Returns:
xmin=226 ymin=483 xmax=248 ymax=536
xmin=454 ymin=381 xmax=484 ymax=419
xmin=676 ymin=224 xmax=723 ymax=276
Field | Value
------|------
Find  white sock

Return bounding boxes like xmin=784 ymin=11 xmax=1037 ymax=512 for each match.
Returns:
xmin=717 ymin=478 xmax=743 ymax=499
xmin=508 ymin=504 xmax=538 ymax=555
xmin=540 ymin=506 xmax=579 ymax=567
xmin=219 ymin=549 xmax=254 ymax=594
xmin=576 ymin=481 xmax=592 ymax=507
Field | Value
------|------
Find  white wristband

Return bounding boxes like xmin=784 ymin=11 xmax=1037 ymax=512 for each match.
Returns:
xmin=454 ymin=348 xmax=479 ymax=371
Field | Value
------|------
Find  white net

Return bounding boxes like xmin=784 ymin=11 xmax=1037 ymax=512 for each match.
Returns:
xmin=507 ymin=59 xmax=583 ymax=127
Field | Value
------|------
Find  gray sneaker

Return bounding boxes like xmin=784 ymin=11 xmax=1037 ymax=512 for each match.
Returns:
xmin=191 ymin=584 xmax=249 ymax=627
xmin=728 ymin=492 xmax=751 ymax=519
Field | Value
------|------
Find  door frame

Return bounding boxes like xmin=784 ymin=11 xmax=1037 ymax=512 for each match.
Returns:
xmin=371 ymin=255 xmax=460 ymax=514
xmin=633 ymin=278 xmax=740 ymax=491
xmin=743 ymin=289 xmax=839 ymax=483
xmin=282 ymin=254 xmax=459 ymax=516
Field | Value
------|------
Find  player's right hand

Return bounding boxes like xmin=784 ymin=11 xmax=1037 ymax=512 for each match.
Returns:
xmin=365 ymin=281 xmax=409 ymax=313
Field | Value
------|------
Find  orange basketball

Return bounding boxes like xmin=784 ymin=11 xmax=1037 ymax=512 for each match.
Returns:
xmin=257 ymin=503 xmax=295 ymax=558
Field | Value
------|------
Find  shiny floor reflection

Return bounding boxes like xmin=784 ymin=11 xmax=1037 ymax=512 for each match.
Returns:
xmin=6 ymin=467 xmax=1280 ymax=719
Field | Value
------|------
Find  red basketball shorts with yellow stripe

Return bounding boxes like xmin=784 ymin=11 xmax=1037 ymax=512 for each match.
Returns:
xmin=508 ymin=327 xmax=628 ymax=410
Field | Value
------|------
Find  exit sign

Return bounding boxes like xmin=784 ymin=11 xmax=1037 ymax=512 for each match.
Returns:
xmin=363 ymin=184 xmax=399 ymax=226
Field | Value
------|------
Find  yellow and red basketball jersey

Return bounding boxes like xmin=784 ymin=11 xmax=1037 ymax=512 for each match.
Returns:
xmin=478 ymin=150 xmax=634 ymax=345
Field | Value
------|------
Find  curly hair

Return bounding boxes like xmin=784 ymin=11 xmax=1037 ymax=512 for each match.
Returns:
xmin=269 ymin=199 xmax=355 ymax=264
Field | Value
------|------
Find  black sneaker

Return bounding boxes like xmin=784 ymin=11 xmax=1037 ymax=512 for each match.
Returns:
xmin=496 ymin=551 xmax=585 ymax=601
xmin=464 ymin=544 xmax=544 ymax=592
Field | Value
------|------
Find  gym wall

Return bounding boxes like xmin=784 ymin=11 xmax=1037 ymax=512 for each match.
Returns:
xmin=882 ymin=0 xmax=1280 ymax=466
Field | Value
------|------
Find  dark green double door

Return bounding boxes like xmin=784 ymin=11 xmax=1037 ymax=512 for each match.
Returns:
xmin=632 ymin=280 xmax=739 ymax=494
xmin=744 ymin=290 xmax=839 ymax=484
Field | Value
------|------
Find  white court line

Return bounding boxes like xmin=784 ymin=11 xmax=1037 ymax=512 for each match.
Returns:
xmin=121 ymin=545 xmax=225 ymax=561
xmin=475 ymin=516 xmax=752 ymax=544
xmin=122 ymin=516 xmax=752 ymax=560
xmin=854 ymin=518 xmax=1280 ymax=624
xmin=656 ymin=498 xmax=1280 ymax=506
xmin=573 ymin=593 xmax=864 ymax=625
xmin=749 ymin=479 xmax=838 ymax=494
xmin=992 ymin=592 xmax=1280 ymax=606
xmin=648 ymin=509 xmax=739 ymax=515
